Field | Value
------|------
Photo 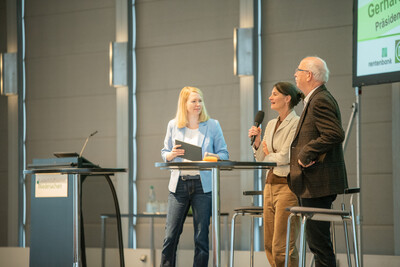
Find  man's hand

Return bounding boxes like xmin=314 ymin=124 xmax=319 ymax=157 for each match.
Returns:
xmin=298 ymin=159 xmax=315 ymax=168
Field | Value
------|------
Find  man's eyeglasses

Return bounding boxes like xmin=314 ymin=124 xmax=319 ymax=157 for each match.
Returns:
xmin=295 ymin=68 xmax=311 ymax=73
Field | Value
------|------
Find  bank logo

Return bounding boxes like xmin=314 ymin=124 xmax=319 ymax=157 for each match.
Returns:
xmin=396 ymin=40 xmax=400 ymax=64
xmin=382 ymin=47 xmax=387 ymax=57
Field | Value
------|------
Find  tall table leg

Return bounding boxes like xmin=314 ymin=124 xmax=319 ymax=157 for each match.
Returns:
xmin=101 ymin=216 xmax=106 ymax=267
xmin=72 ymin=174 xmax=81 ymax=267
xmin=150 ymin=216 xmax=155 ymax=267
xmin=212 ymin=167 xmax=221 ymax=267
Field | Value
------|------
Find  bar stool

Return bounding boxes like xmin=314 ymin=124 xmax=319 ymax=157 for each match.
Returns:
xmin=284 ymin=188 xmax=360 ymax=267
xmin=229 ymin=191 xmax=263 ymax=267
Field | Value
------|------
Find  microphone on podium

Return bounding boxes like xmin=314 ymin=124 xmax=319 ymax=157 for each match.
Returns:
xmin=250 ymin=111 xmax=265 ymax=146
xmin=79 ymin=130 xmax=98 ymax=157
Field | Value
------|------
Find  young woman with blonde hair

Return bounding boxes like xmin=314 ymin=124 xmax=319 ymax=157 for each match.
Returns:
xmin=160 ymin=86 xmax=229 ymax=267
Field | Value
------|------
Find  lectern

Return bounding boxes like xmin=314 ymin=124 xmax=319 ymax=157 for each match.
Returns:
xmin=26 ymin=155 xmax=126 ymax=267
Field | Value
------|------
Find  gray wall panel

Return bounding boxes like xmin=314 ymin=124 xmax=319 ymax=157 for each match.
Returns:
xmin=263 ymin=0 xmax=352 ymax=34
xmin=25 ymin=8 xmax=114 ymax=58
xmin=0 ymin=170 xmax=7 ymax=246
xmin=0 ymin=130 xmax=7 ymax=170
xmin=362 ymin=225 xmax=394 ymax=255
xmin=262 ymin=26 xmax=353 ymax=83
xmin=25 ymin=0 xmax=113 ymax=16
xmin=361 ymin=122 xmax=392 ymax=174
xmin=82 ymin=177 xmax=116 ymax=224
xmin=26 ymin=53 xmax=111 ymax=99
xmin=362 ymin=174 xmax=393 ymax=225
xmin=0 ymin=2 xmax=6 ymax=52
xmin=136 ymin=40 xmax=238 ymax=92
xmin=361 ymin=85 xmax=392 ymax=123
xmin=136 ymin=0 xmax=239 ymax=48
xmin=0 ymin=97 xmax=8 ymax=171
xmin=26 ymin=95 xmax=116 ymax=141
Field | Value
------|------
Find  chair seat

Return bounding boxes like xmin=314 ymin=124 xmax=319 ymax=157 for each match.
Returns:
xmin=234 ymin=206 xmax=263 ymax=214
xmin=287 ymin=206 xmax=350 ymax=222
xmin=230 ymin=205 xmax=263 ymax=267
xmin=284 ymin=188 xmax=361 ymax=267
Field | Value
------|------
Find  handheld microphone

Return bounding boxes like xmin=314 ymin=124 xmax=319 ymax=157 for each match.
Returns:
xmin=79 ymin=130 xmax=98 ymax=157
xmin=250 ymin=111 xmax=264 ymax=146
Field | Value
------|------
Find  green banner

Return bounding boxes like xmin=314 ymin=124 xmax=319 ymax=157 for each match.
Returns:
xmin=358 ymin=0 xmax=400 ymax=41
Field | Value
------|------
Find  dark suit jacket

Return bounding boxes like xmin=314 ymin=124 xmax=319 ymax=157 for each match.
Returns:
xmin=288 ymin=85 xmax=348 ymax=198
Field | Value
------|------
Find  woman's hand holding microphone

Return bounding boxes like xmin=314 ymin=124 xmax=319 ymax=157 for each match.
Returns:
xmin=248 ymin=126 xmax=262 ymax=149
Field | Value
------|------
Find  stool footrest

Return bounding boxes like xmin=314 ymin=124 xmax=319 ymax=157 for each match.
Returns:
xmin=243 ymin=190 xmax=263 ymax=196
xmin=344 ymin=187 xmax=360 ymax=194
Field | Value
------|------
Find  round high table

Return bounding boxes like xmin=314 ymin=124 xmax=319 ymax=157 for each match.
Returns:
xmin=155 ymin=161 xmax=276 ymax=267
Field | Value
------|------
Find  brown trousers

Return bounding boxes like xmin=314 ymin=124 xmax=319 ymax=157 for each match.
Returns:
xmin=263 ymin=183 xmax=300 ymax=267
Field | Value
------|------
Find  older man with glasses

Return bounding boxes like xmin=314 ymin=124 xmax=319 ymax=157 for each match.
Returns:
xmin=288 ymin=57 xmax=348 ymax=267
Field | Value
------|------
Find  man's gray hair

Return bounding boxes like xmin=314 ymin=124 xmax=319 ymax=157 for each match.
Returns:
xmin=305 ymin=56 xmax=330 ymax=83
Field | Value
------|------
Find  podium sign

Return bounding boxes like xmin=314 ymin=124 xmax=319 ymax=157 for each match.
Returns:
xmin=35 ymin=173 xmax=68 ymax=198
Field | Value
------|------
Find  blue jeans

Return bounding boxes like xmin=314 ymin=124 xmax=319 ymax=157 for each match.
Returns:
xmin=160 ymin=178 xmax=212 ymax=267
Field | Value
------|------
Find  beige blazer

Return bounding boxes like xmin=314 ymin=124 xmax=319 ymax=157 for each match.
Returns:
xmin=254 ymin=110 xmax=299 ymax=177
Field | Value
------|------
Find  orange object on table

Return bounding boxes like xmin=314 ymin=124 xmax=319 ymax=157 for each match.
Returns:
xmin=203 ymin=156 xmax=218 ymax=162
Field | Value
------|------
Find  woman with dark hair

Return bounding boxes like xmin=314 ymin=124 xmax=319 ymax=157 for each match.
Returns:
xmin=160 ymin=86 xmax=229 ymax=267
xmin=248 ymin=82 xmax=304 ymax=267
